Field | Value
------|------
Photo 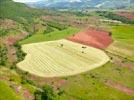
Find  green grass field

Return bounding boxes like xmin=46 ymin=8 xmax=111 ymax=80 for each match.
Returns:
xmin=111 ymin=25 xmax=134 ymax=44
xmin=19 ymin=27 xmax=80 ymax=44
xmin=107 ymin=25 xmax=134 ymax=61
xmin=0 ymin=81 xmax=22 ymax=100
xmin=58 ymin=62 xmax=134 ymax=100
xmin=17 ymin=39 xmax=109 ymax=77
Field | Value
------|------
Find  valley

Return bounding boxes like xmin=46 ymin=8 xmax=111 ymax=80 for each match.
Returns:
xmin=0 ymin=0 xmax=134 ymax=100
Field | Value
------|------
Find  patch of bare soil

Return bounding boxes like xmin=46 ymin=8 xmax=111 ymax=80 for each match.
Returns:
xmin=6 ymin=45 xmax=17 ymax=63
xmin=3 ymin=31 xmax=29 ymax=63
xmin=68 ymin=27 xmax=112 ymax=49
xmin=4 ymin=31 xmax=29 ymax=45
xmin=10 ymin=82 xmax=34 ymax=100
xmin=0 ymin=19 xmax=17 ymax=29
xmin=106 ymin=80 xmax=134 ymax=95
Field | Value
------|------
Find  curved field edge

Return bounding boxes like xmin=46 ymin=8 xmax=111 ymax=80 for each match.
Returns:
xmin=17 ymin=39 xmax=109 ymax=77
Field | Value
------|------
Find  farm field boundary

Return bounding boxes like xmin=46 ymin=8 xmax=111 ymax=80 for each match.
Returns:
xmin=17 ymin=39 xmax=109 ymax=77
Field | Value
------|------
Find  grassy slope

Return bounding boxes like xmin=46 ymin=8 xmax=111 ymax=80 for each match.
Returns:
xmin=111 ymin=25 xmax=134 ymax=44
xmin=107 ymin=25 xmax=134 ymax=61
xmin=19 ymin=27 xmax=80 ymax=44
xmin=0 ymin=0 xmax=43 ymax=22
xmin=59 ymin=62 xmax=134 ymax=100
xmin=0 ymin=81 xmax=22 ymax=100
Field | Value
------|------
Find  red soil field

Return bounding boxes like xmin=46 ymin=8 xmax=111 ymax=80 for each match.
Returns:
xmin=67 ymin=28 xmax=112 ymax=49
xmin=116 ymin=12 xmax=134 ymax=20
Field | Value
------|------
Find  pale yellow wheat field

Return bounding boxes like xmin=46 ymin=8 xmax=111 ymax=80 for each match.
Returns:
xmin=17 ymin=39 xmax=109 ymax=77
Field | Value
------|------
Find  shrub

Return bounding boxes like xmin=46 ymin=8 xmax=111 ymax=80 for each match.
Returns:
xmin=34 ymin=84 xmax=56 ymax=100
xmin=43 ymin=26 xmax=54 ymax=34
xmin=14 ymin=43 xmax=26 ymax=62
xmin=0 ymin=45 xmax=8 ymax=66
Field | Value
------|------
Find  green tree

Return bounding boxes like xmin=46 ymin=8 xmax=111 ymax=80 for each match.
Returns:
xmin=0 ymin=45 xmax=8 ymax=66
xmin=34 ymin=84 xmax=56 ymax=100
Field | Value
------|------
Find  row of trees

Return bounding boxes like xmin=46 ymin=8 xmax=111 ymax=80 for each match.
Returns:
xmin=14 ymin=43 xmax=26 ymax=62
xmin=34 ymin=85 xmax=56 ymax=100
xmin=46 ymin=21 xmax=67 ymax=30
xmin=97 ymin=11 xmax=134 ymax=24
xmin=0 ymin=44 xmax=8 ymax=66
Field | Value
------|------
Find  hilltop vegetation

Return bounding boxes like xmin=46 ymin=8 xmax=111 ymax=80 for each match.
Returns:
xmin=0 ymin=0 xmax=42 ymax=22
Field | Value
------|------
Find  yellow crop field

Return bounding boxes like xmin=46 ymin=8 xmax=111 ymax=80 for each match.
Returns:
xmin=17 ymin=39 xmax=109 ymax=77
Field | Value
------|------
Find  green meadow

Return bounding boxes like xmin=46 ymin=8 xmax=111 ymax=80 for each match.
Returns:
xmin=0 ymin=81 xmax=23 ymax=100
xmin=19 ymin=27 xmax=80 ymax=44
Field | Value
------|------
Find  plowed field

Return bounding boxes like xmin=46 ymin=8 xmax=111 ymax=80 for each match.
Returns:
xmin=67 ymin=28 xmax=112 ymax=49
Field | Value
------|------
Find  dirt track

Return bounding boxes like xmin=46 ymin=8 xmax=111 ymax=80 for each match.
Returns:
xmin=106 ymin=80 xmax=134 ymax=95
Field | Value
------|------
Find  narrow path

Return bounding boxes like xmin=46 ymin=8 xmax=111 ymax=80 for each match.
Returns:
xmin=106 ymin=80 xmax=134 ymax=95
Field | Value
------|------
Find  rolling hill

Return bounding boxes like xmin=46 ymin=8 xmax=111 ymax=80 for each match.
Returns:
xmin=26 ymin=0 xmax=133 ymax=9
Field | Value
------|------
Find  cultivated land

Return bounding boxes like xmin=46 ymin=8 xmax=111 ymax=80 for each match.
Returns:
xmin=1 ymin=0 xmax=134 ymax=99
xmin=17 ymin=39 xmax=109 ymax=77
xmin=68 ymin=28 xmax=112 ymax=49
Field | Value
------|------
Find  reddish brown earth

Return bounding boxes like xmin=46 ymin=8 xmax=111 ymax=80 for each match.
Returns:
xmin=67 ymin=28 xmax=112 ymax=49
xmin=23 ymin=89 xmax=34 ymax=100
xmin=116 ymin=12 xmax=134 ymax=20
xmin=2 ymin=31 xmax=29 ymax=63
xmin=5 ymin=31 xmax=29 ymax=45
xmin=106 ymin=80 xmax=134 ymax=95
xmin=10 ymin=83 xmax=34 ymax=100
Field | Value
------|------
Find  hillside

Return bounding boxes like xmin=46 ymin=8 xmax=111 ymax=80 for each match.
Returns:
xmin=0 ymin=0 xmax=134 ymax=100
xmin=0 ymin=0 xmax=45 ymax=23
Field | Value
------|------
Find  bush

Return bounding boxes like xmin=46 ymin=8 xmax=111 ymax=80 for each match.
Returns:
xmin=43 ymin=26 xmax=54 ymax=34
xmin=14 ymin=43 xmax=26 ymax=62
xmin=0 ymin=45 xmax=8 ymax=66
xmin=0 ymin=28 xmax=8 ymax=37
xmin=58 ymin=89 xmax=65 ymax=96
xmin=34 ymin=84 xmax=56 ymax=100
